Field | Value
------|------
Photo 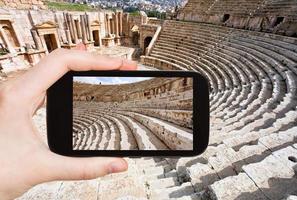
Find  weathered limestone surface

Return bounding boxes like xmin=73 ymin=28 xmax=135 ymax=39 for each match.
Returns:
xmin=178 ymin=0 xmax=297 ymax=37
xmin=138 ymin=18 xmax=297 ymax=200
xmin=0 ymin=0 xmax=46 ymax=9
xmin=72 ymin=77 xmax=193 ymax=151
xmin=57 ymin=180 xmax=98 ymax=200
xmin=6 ymin=1 xmax=297 ymax=199
xmin=0 ymin=7 xmax=145 ymax=73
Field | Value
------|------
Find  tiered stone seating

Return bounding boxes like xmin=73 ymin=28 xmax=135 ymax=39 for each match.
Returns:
xmin=139 ymin=19 xmax=297 ymax=199
xmin=181 ymin=0 xmax=216 ymax=14
xmin=18 ymin=15 xmax=297 ymax=200
xmin=255 ymin=0 xmax=297 ymax=16
xmin=207 ymin=0 xmax=265 ymax=15
xmin=72 ymin=102 xmax=193 ymax=151
xmin=180 ymin=0 xmax=297 ymax=17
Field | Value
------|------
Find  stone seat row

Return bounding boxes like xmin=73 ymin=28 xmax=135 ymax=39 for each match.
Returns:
xmin=150 ymin=21 xmax=296 ymax=115
xmin=159 ymin=28 xmax=297 ymax=77
xmin=135 ymin=20 xmax=297 ymax=200
xmin=169 ymin=126 xmax=297 ymax=199
xmin=152 ymin=39 xmax=278 ymax=117
xmin=143 ymin=54 xmax=281 ymax=136
xmin=73 ymin=107 xmax=193 ymax=151
xmin=141 ymin=25 xmax=297 ymax=182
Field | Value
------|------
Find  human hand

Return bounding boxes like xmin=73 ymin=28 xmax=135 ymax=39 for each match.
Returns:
xmin=0 ymin=44 xmax=137 ymax=200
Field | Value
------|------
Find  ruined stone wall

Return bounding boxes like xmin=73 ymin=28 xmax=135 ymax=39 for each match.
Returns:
xmin=8 ymin=9 xmax=106 ymax=49
xmin=178 ymin=0 xmax=297 ymax=37
xmin=139 ymin=24 xmax=158 ymax=52
xmin=0 ymin=0 xmax=46 ymax=10
xmin=0 ymin=8 xmax=111 ymax=72
xmin=73 ymin=77 xmax=192 ymax=104
xmin=121 ymin=11 xmax=148 ymax=46
xmin=0 ymin=6 xmax=149 ymax=73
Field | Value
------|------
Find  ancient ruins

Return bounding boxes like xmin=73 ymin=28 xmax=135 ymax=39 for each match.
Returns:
xmin=1 ymin=0 xmax=297 ymax=199
xmin=0 ymin=2 xmax=150 ymax=73
xmin=72 ymin=77 xmax=193 ymax=151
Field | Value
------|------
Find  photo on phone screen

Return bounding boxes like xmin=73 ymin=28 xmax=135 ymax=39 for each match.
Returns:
xmin=72 ymin=76 xmax=193 ymax=151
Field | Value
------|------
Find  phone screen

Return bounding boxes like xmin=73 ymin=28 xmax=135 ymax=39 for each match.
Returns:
xmin=72 ymin=76 xmax=193 ymax=151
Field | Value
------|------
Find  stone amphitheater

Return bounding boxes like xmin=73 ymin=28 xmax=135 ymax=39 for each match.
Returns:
xmin=0 ymin=0 xmax=296 ymax=199
xmin=73 ymin=77 xmax=193 ymax=151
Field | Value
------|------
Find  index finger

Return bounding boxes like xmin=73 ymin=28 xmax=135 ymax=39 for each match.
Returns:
xmin=9 ymin=48 xmax=137 ymax=101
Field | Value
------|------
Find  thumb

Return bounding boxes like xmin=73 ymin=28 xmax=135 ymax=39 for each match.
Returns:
xmin=43 ymin=153 xmax=128 ymax=181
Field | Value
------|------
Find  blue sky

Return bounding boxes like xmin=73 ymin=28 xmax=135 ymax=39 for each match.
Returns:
xmin=73 ymin=76 xmax=153 ymax=85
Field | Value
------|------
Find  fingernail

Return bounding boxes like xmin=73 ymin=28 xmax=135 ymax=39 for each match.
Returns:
xmin=108 ymin=161 xmax=127 ymax=174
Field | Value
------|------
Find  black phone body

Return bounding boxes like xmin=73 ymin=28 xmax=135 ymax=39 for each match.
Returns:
xmin=46 ymin=70 xmax=209 ymax=157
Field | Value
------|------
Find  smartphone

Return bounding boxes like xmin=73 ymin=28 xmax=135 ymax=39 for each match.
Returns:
xmin=46 ymin=70 xmax=209 ymax=157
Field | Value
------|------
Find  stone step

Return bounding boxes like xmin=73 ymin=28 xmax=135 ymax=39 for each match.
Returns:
xmin=150 ymin=182 xmax=195 ymax=200
xmin=147 ymin=177 xmax=179 ymax=190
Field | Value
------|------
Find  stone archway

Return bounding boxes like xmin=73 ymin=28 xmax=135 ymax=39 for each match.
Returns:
xmin=34 ymin=21 xmax=60 ymax=54
xmin=92 ymin=30 xmax=100 ymax=46
xmin=139 ymin=24 xmax=158 ymax=54
xmin=2 ymin=25 xmax=19 ymax=48
xmin=143 ymin=36 xmax=152 ymax=53
xmin=91 ymin=20 xmax=101 ymax=47
xmin=44 ymin=34 xmax=58 ymax=52
xmin=131 ymin=25 xmax=139 ymax=46
xmin=0 ymin=20 xmax=21 ymax=54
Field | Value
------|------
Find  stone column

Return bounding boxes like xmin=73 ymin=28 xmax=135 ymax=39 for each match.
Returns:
xmin=65 ymin=29 xmax=72 ymax=45
xmin=40 ymin=35 xmax=48 ymax=54
xmin=0 ymin=27 xmax=16 ymax=55
xmin=54 ymin=32 xmax=61 ymax=49
xmin=115 ymin=12 xmax=119 ymax=37
xmin=112 ymin=13 xmax=116 ymax=35
xmin=11 ymin=22 xmax=24 ymax=48
xmin=80 ymin=15 xmax=88 ymax=43
xmin=97 ymin=15 xmax=103 ymax=46
xmin=109 ymin=16 xmax=112 ymax=35
xmin=107 ymin=14 xmax=111 ymax=37
xmin=84 ymin=13 xmax=89 ymax=41
xmin=63 ymin=12 xmax=69 ymax=30
xmin=76 ymin=20 xmax=82 ymax=39
xmin=66 ymin=13 xmax=74 ymax=42
xmin=119 ymin=12 xmax=123 ymax=36
xmin=30 ymin=30 xmax=42 ymax=50
xmin=105 ymin=14 xmax=109 ymax=37
xmin=123 ymin=13 xmax=129 ymax=37
xmin=70 ymin=14 xmax=78 ymax=44
xmin=98 ymin=27 xmax=102 ymax=46
xmin=86 ymin=14 xmax=93 ymax=42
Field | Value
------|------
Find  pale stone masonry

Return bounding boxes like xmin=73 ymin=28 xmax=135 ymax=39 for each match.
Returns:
xmin=178 ymin=0 xmax=297 ymax=37
xmin=3 ymin=0 xmax=297 ymax=199
xmin=72 ymin=77 xmax=194 ymax=151
xmin=0 ymin=7 xmax=154 ymax=73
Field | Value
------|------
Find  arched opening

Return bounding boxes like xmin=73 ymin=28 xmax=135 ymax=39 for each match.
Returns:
xmin=2 ymin=25 xmax=19 ymax=48
xmin=222 ymin=14 xmax=230 ymax=23
xmin=0 ymin=43 xmax=8 ymax=55
xmin=131 ymin=25 xmax=139 ymax=46
xmin=273 ymin=17 xmax=285 ymax=28
xmin=44 ymin=34 xmax=58 ymax=53
xmin=92 ymin=30 xmax=100 ymax=46
xmin=144 ymin=36 xmax=152 ymax=53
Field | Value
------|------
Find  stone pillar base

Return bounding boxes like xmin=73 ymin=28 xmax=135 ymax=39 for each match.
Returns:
xmin=115 ymin=36 xmax=121 ymax=45
xmin=102 ymin=37 xmax=115 ymax=47
xmin=61 ymin=44 xmax=77 ymax=49
xmin=24 ymin=49 xmax=46 ymax=65
xmin=84 ymin=41 xmax=94 ymax=50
